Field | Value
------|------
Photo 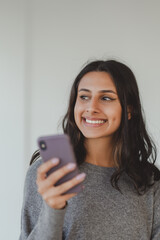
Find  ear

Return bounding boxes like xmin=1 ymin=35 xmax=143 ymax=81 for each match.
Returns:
xmin=127 ymin=106 xmax=132 ymax=120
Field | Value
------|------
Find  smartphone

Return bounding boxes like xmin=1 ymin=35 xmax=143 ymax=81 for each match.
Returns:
xmin=37 ymin=134 xmax=83 ymax=194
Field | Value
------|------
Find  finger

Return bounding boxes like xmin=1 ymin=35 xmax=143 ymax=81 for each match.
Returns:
xmin=43 ymin=188 xmax=77 ymax=203
xmin=37 ymin=158 xmax=60 ymax=182
xmin=47 ymin=193 xmax=77 ymax=209
xmin=45 ymin=162 xmax=77 ymax=187
xmin=46 ymin=172 xmax=86 ymax=197
xmin=57 ymin=172 xmax=86 ymax=195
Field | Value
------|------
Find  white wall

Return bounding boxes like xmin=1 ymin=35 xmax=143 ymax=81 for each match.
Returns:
xmin=0 ymin=0 xmax=25 ymax=239
xmin=28 ymin=0 xmax=160 ymax=163
xmin=1 ymin=0 xmax=160 ymax=239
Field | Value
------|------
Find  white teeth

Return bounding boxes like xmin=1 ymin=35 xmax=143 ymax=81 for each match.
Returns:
xmin=85 ymin=118 xmax=105 ymax=124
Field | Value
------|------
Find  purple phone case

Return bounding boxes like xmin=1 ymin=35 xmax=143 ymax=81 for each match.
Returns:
xmin=37 ymin=134 xmax=83 ymax=194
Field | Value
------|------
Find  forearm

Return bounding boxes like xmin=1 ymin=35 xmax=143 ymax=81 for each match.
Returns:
xmin=19 ymin=201 xmax=66 ymax=240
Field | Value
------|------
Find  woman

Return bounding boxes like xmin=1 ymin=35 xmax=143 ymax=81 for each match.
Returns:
xmin=19 ymin=60 xmax=160 ymax=240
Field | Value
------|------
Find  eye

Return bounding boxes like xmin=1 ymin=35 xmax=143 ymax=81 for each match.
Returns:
xmin=102 ymin=96 xmax=115 ymax=101
xmin=79 ymin=95 xmax=89 ymax=100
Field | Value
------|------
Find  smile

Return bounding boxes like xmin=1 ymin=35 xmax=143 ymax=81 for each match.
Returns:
xmin=82 ymin=117 xmax=107 ymax=126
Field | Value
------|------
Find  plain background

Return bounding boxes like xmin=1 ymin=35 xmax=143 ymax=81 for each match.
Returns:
xmin=0 ymin=0 xmax=160 ymax=239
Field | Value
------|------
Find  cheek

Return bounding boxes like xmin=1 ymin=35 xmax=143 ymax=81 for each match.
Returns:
xmin=109 ymin=105 xmax=122 ymax=123
xmin=74 ymin=105 xmax=78 ymax=123
xmin=74 ymin=103 xmax=81 ymax=124
xmin=116 ymin=110 xmax=122 ymax=124
xmin=112 ymin=116 xmax=121 ymax=125
xmin=74 ymin=102 xmax=83 ymax=116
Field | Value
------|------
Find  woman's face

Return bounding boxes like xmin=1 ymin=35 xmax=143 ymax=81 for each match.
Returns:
xmin=74 ymin=71 xmax=122 ymax=139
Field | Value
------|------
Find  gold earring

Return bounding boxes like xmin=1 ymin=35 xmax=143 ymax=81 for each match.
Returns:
xmin=128 ymin=112 xmax=131 ymax=120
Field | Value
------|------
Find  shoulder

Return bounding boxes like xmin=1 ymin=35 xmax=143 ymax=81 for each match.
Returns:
xmin=25 ymin=159 xmax=42 ymax=184
xmin=27 ymin=158 xmax=42 ymax=177
xmin=20 ymin=159 xmax=43 ymax=237
xmin=147 ymin=165 xmax=160 ymax=200
xmin=153 ymin=178 xmax=160 ymax=196
xmin=23 ymin=159 xmax=43 ymax=202
xmin=152 ymin=164 xmax=160 ymax=197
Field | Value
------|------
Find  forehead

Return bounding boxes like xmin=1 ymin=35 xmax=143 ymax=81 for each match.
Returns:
xmin=78 ymin=71 xmax=116 ymax=91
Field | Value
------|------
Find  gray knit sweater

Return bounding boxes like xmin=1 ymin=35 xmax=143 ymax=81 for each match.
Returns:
xmin=19 ymin=159 xmax=160 ymax=240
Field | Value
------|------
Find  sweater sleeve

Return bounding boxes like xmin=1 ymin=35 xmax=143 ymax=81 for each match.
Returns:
xmin=19 ymin=159 xmax=66 ymax=240
xmin=151 ymin=179 xmax=160 ymax=239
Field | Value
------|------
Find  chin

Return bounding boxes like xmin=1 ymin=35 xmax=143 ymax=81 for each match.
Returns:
xmin=81 ymin=131 xmax=109 ymax=139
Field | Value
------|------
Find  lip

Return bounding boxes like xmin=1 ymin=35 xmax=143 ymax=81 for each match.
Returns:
xmin=82 ymin=117 xmax=107 ymax=121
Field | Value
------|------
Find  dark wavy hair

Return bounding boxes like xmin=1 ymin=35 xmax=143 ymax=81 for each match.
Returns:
xmin=30 ymin=60 xmax=160 ymax=194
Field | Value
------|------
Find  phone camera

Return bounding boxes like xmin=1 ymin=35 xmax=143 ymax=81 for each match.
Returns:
xmin=40 ymin=141 xmax=47 ymax=150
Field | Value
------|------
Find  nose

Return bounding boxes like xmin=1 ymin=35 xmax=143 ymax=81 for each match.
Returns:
xmin=86 ymin=98 xmax=100 ymax=114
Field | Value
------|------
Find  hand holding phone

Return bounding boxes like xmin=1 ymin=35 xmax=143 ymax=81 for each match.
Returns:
xmin=36 ymin=134 xmax=86 ymax=209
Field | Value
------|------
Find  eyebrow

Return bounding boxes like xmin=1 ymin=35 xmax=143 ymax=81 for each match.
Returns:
xmin=78 ymin=88 xmax=117 ymax=95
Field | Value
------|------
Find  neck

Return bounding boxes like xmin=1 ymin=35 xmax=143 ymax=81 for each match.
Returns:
xmin=84 ymin=137 xmax=115 ymax=167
